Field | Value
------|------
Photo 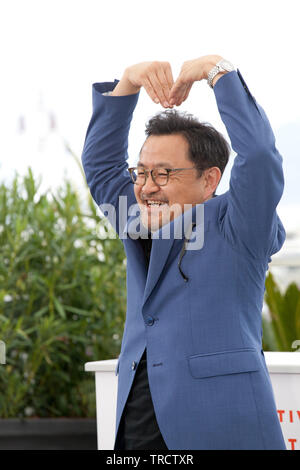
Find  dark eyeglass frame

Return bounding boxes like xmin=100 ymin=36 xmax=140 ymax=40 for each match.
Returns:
xmin=128 ymin=166 xmax=197 ymax=186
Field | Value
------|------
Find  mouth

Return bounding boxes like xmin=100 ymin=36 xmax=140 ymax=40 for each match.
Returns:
xmin=142 ymin=199 xmax=169 ymax=210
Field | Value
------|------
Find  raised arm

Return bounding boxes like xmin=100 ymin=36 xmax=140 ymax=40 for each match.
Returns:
xmin=81 ymin=62 xmax=175 ymax=236
xmin=213 ymin=70 xmax=285 ymax=260
xmin=169 ymin=55 xmax=285 ymax=260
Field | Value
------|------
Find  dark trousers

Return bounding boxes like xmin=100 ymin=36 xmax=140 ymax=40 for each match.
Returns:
xmin=115 ymin=349 xmax=168 ymax=450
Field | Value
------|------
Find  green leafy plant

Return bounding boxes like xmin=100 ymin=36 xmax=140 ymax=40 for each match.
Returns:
xmin=263 ymin=271 xmax=300 ymax=351
xmin=0 ymin=168 xmax=127 ymax=418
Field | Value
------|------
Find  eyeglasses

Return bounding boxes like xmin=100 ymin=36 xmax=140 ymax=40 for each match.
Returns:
xmin=128 ymin=166 xmax=197 ymax=186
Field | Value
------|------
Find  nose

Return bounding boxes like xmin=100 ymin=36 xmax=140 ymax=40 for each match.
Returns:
xmin=141 ymin=172 xmax=160 ymax=195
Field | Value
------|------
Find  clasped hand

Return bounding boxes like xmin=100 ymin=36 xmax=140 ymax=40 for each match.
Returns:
xmin=124 ymin=54 xmax=223 ymax=108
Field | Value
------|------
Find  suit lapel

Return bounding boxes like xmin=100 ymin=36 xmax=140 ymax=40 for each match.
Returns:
xmin=142 ymin=235 xmax=175 ymax=306
xmin=122 ymin=203 xmax=206 ymax=307
xmin=122 ymin=213 xmax=178 ymax=306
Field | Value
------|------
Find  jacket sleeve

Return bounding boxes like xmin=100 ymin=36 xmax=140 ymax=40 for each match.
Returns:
xmin=214 ymin=70 xmax=286 ymax=260
xmin=81 ymin=80 xmax=140 ymax=236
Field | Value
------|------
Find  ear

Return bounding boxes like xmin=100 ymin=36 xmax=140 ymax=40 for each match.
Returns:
xmin=204 ymin=167 xmax=222 ymax=194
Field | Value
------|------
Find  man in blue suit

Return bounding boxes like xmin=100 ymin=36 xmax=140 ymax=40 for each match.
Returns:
xmin=81 ymin=55 xmax=286 ymax=450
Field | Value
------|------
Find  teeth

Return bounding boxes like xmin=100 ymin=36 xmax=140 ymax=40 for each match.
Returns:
xmin=146 ymin=200 xmax=166 ymax=206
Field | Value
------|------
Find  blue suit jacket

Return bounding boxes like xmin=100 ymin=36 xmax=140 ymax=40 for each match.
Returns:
xmin=81 ymin=70 xmax=286 ymax=450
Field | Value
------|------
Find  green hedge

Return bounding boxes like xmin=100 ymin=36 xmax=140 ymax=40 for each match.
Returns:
xmin=263 ymin=272 xmax=300 ymax=352
xmin=0 ymin=169 xmax=126 ymax=418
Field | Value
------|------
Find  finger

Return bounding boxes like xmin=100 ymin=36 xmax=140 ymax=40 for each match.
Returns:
xmin=156 ymin=67 xmax=172 ymax=106
xmin=163 ymin=64 xmax=175 ymax=99
xmin=148 ymin=72 xmax=170 ymax=107
xmin=174 ymin=83 xmax=189 ymax=106
xmin=181 ymin=83 xmax=193 ymax=103
xmin=175 ymin=84 xmax=188 ymax=106
xmin=142 ymin=77 xmax=161 ymax=104
xmin=169 ymin=76 xmax=187 ymax=104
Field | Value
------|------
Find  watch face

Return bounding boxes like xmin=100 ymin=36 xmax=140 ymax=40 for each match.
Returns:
xmin=220 ymin=60 xmax=235 ymax=72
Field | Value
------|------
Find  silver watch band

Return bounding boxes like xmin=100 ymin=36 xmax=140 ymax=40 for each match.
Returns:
xmin=207 ymin=60 xmax=235 ymax=89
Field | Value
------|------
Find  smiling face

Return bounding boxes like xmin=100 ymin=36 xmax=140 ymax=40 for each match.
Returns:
xmin=134 ymin=134 xmax=221 ymax=233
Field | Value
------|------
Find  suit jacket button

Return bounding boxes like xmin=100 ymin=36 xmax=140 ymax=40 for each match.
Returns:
xmin=146 ymin=316 xmax=154 ymax=326
xmin=131 ymin=361 xmax=137 ymax=370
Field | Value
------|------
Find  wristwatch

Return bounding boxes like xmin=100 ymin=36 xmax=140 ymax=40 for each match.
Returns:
xmin=207 ymin=59 xmax=235 ymax=88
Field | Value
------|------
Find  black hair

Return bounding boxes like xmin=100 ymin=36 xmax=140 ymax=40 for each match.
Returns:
xmin=141 ymin=109 xmax=231 ymax=194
